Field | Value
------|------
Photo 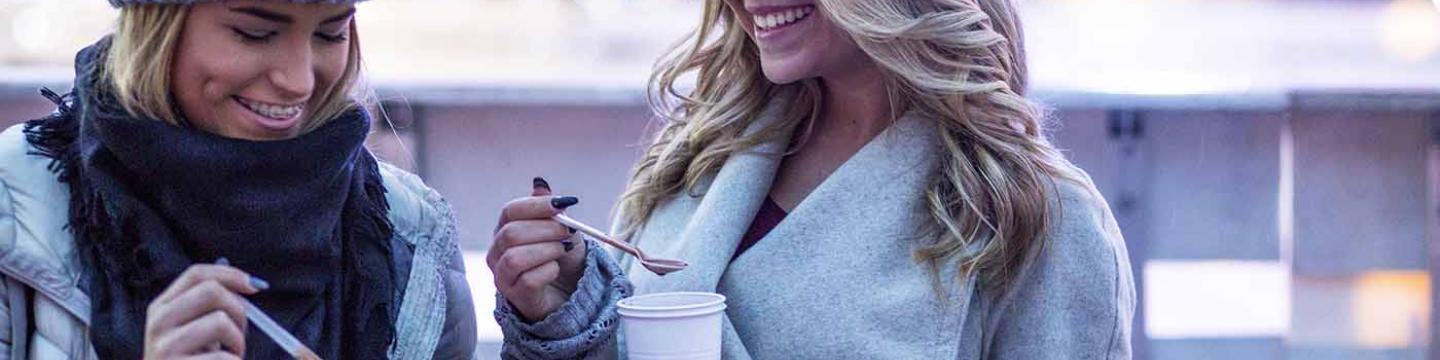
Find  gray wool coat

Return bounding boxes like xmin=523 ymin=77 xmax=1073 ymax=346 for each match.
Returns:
xmin=498 ymin=101 xmax=1137 ymax=359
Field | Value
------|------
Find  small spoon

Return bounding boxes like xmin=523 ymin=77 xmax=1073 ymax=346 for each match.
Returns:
xmin=553 ymin=214 xmax=689 ymax=276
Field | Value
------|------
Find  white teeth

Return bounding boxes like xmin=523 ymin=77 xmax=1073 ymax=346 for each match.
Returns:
xmin=238 ymin=97 xmax=303 ymax=120
xmin=753 ymin=5 xmax=814 ymax=30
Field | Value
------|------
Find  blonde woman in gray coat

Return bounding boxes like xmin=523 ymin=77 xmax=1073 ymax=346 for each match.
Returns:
xmin=489 ymin=0 xmax=1136 ymax=358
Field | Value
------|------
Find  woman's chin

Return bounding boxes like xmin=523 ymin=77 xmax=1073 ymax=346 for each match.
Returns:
xmin=760 ymin=62 xmax=812 ymax=85
xmin=208 ymin=116 xmax=302 ymax=141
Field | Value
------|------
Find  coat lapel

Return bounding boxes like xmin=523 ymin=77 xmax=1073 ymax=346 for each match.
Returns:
xmin=624 ymin=101 xmax=792 ymax=294
xmin=732 ymin=110 xmax=938 ymax=264
xmin=718 ymin=112 xmax=976 ymax=358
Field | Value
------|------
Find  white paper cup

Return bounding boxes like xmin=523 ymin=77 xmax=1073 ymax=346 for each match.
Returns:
xmin=618 ymin=292 xmax=728 ymax=360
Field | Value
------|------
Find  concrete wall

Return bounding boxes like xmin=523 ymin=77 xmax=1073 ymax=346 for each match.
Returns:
xmin=413 ymin=103 xmax=652 ymax=250
xmin=1292 ymin=107 xmax=1431 ymax=274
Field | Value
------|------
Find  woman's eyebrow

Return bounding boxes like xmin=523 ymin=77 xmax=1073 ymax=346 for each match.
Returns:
xmin=322 ymin=9 xmax=357 ymax=25
xmin=227 ymin=7 xmax=354 ymax=25
xmin=229 ymin=6 xmax=293 ymax=24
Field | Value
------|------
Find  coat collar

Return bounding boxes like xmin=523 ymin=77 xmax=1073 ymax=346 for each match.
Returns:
xmin=624 ymin=100 xmax=964 ymax=295
xmin=624 ymin=100 xmax=795 ymax=294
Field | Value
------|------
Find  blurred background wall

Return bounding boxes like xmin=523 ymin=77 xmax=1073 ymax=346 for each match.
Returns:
xmin=1 ymin=0 xmax=1438 ymax=358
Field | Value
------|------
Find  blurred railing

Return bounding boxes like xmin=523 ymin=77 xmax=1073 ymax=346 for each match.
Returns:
xmin=1 ymin=84 xmax=1436 ymax=359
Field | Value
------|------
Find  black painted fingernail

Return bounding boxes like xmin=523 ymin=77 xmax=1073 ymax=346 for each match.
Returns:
xmin=551 ymin=196 xmax=579 ymax=209
xmin=533 ymin=177 xmax=551 ymax=190
xmin=568 ymin=226 xmax=578 ymax=234
xmin=249 ymin=276 xmax=271 ymax=291
xmin=562 ymin=239 xmax=576 ymax=252
xmin=216 ymin=257 xmax=230 ymax=266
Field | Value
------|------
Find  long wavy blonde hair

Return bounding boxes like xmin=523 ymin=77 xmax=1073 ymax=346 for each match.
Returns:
xmin=619 ymin=0 xmax=1084 ymax=289
xmin=106 ymin=5 xmax=366 ymax=133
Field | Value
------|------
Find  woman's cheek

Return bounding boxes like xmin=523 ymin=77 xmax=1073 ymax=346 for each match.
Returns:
xmin=317 ymin=47 xmax=349 ymax=93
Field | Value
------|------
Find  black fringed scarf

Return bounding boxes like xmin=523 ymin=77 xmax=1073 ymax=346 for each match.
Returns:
xmin=23 ymin=38 xmax=396 ymax=359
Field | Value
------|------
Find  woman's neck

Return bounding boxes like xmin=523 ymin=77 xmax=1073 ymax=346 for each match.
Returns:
xmin=814 ymin=57 xmax=893 ymax=144
xmin=768 ymin=57 xmax=895 ymax=211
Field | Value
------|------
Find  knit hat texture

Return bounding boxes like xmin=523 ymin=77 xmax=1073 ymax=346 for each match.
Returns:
xmin=109 ymin=0 xmax=366 ymax=7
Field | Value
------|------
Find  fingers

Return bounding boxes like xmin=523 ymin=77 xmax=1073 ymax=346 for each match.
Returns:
xmin=497 ymin=195 xmax=579 ymax=229
xmin=155 ymin=264 xmax=262 ymax=305
xmin=492 ymin=178 xmax=584 ymax=322
xmin=492 ymin=176 xmax=575 ymax=268
xmin=493 ymin=242 xmax=567 ymax=290
xmin=530 ymin=177 xmax=577 ymax=253
xmin=149 ymin=279 xmax=249 ymax=342
xmin=489 ymin=219 xmax=574 ymax=268
xmin=494 ymin=219 xmax=573 ymax=249
xmin=146 ymin=263 xmax=263 ymax=359
xmin=154 ymin=310 xmax=246 ymax=358
xmin=557 ymin=232 xmax=588 ymax=276
xmin=527 ymin=177 xmax=581 ymax=270
xmin=490 ymin=177 xmax=580 ymax=315
xmin=512 ymin=261 xmax=561 ymax=306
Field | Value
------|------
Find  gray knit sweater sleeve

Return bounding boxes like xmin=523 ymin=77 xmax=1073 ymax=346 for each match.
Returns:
xmin=494 ymin=239 xmax=632 ymax=359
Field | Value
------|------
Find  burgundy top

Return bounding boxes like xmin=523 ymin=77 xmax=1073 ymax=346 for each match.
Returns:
xmin=732 ymin=197 xmax=789 ymax=262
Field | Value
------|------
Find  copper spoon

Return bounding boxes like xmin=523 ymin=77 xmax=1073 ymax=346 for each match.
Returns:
xmin=553 ymin=213 xmax=688 ymax=276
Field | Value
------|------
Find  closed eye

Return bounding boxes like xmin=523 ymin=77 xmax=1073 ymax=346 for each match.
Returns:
xmin=232 ymin=27 xmax=276 ymax=42
xmin=315 ymin=31 xmax=348 ymax=43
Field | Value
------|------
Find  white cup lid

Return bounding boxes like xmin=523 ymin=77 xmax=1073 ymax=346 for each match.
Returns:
xmin=618 ymin=292 xmax=727 ymax=319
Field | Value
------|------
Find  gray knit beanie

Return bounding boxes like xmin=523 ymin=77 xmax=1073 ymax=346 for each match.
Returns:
xmin=108 ymin=0 xmax=366 ymax=7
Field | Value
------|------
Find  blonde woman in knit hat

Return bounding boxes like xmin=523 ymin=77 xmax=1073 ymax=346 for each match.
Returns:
xmin=489 ymin=0 xmax=1135 ymax=358
xmin=0 ymin=1 xmax=476 ymax=359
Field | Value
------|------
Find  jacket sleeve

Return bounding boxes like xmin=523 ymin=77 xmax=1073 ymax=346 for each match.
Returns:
xmin=0 ymin=178 xmax=18 ymax=360
xmin=416 ymin=183 xmax=479 ymax=360
xmin=494 ymin=238 xmax=632 ymax=360
xmin=379 ymin=163 xmax=480 ymax=360
xmin=432 ymin=230 xmax=480 ymax=360
xmin=985 ymin=183 xmax=1137 ymax=360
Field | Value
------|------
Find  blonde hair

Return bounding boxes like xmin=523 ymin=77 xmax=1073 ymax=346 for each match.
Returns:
xmin=106 ymin=5 xmax=365 ymax=133
xmin=620 ymin=0 xmax=1083 ymax=289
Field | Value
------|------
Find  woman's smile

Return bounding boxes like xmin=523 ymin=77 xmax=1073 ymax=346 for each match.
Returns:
xmin=232 ymin=95 xmax=306 ymax=131
xmin=750 ymin=5 xmax=816 ymax=39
